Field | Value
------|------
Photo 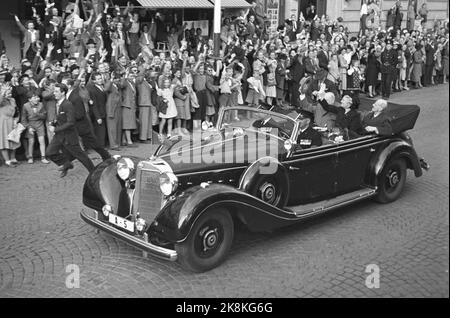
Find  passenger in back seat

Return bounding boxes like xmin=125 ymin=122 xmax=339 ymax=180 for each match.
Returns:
xmin=315 ymin=85 xmax=364 ymax=139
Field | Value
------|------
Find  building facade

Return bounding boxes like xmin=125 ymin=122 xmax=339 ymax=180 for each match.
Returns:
xmin=261 ymin=0 xmax=448 ymax=33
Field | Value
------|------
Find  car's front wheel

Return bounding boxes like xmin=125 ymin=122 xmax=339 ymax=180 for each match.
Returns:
xmin=175 ymin=208 xmax=234 ymax=272
xmin=375 ymin=158 xmax=407 ymax=203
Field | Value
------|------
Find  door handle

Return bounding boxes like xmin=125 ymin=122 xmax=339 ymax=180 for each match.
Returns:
xmin=289 ymin=166 xmax=300 ymax=171
xmin=370 ymin=148 xmax=376 ymax=152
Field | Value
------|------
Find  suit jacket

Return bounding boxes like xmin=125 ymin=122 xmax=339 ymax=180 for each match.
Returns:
xmin=136 ymin=77 xmax=153 ymax=106
xmin=105 ymin=81 xmax=122 ymax=118
xmin=317 ymin=50 xmax=329 ymax=70
xmin=304 ymin=57 xmax=318 ymax=76
xmin=362 ymin=111 xmax=393 ymax=136
xmin=67 ymin=87 xmax=91 ymax=135
xmin=297 ymin=126 xmax=323 ymax=149
xmin=87 ymin=84 xmax=107 ymax=120
xmin=16 ymin=20 xmax=40 ymax=57
xmin=318 ymin=99 xmax=363 ymax=137
xmin=288 ymin=57 xmax=306 ymax=83
xmin=53 ymin=99 xmax=79 ymax=145
xmin=425 ymin=44 xmax=436 ymax=66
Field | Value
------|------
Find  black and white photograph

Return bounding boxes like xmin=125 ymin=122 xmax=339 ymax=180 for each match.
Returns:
xmin=0 ymin=0 xmax=448 ymax=302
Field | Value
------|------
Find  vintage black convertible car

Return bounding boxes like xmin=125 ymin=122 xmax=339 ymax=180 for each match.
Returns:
xmin=81 ymin=101 xmax=429 ymax=272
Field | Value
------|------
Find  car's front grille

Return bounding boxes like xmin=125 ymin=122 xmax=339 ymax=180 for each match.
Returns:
xmin=134 ymin=166 xmax=163 ymax=222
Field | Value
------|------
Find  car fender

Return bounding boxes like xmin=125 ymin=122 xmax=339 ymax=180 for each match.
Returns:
xmin=82 ymin=156 xmax=142 ymax=217
xmin=238 ymin=156 xmax=290 ymax=207
xmin=151 ymin=184 xmax=296 ymax=243
xmin=366 ymin=139 xmax=422 ymax=186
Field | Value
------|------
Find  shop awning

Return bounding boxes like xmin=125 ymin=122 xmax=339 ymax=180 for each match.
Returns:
xmin=136 ymin=0 xmax=213 ymax=9
xmin=214 ymin=0 xmax=252 ymax=8
xmin=136 ymin=0 xmax=252 ymax=9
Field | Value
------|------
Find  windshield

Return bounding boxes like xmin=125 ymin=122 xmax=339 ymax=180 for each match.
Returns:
xmin=219 ymin=107 xmax=298 ymax=140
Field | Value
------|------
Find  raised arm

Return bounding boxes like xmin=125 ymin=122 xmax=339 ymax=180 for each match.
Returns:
xmin=14 ymin=15 xmax=27 ymax=33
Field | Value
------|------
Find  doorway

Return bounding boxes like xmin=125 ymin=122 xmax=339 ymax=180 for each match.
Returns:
xmin=300 ymin=0 xmax=327 ymax=20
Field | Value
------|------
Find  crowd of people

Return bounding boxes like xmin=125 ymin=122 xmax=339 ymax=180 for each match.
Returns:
xmin=0 ymin=0 xmax=448 ymax=175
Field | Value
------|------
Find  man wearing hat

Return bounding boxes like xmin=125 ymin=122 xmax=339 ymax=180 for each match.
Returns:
xmin=380 ymin=39 xmax=398 ymax=98
xmin=296 ymin=110 xmax=322 ymax=149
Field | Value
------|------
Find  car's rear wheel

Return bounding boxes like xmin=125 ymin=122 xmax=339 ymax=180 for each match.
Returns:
xmin=175 ymin=208 xmax=234 ymax=272
xmin=375 ymin=158 xmax=407 ymax=203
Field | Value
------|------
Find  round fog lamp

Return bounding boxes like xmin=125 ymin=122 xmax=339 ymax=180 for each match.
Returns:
xmin=136 ymin=218 xmax=146 ymax=232
xmin=102 ymin=205 xmax=112 ymax=217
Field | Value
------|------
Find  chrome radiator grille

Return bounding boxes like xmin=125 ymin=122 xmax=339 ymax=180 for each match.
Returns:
xmin=134 ymin=166 xmax=163 ymax=221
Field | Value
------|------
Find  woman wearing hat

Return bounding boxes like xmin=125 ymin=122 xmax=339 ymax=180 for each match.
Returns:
xmin=411 ymin=43 xmax=424 ymax=88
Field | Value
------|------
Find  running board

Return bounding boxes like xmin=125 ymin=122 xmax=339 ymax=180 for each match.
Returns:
xmin=288 ymin=187 xmax=377 ymax=217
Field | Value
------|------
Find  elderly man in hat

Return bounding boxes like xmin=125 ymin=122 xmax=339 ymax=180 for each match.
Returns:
xmin=380 ymin=39 xmax=398 ymax=98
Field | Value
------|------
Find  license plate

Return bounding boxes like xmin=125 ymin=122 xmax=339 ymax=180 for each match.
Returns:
xmin=108 ymin=214 xmax=135 ymax=232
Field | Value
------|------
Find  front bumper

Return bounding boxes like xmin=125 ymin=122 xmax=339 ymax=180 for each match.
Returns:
xmin=80 ymin=209 xmax=177 ymax=262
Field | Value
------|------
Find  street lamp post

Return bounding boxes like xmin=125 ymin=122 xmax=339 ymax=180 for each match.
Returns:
xmin=213 ymin=0 xmax=221 ymax=57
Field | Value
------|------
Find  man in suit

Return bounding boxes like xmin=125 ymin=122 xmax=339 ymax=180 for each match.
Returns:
xmin=317 ymin=43 xmax=330 ymax=71
xmin=288 ymin=54 xmax=306 ymax=107
xmin=87 ymin=72 xmax=108 ymax=147
xmin=46 ymin=84 xmax=95 ymax=177
xmin=380 ymin=39 xmax=398 ymax=98
xmin=424 ymin=38 xmax=436 ymax=86
xmin=296 ymin=110 xmax=323 ymax=149
xmin=304 ymin=49 xmax=320 ymax=77
xmin=363 ymin=99 xmax=393 ymax=136
xmin=14 ymin=15 xmax=40 ymax=61
xmin=62 ymin=77 xmax=111 ymax=160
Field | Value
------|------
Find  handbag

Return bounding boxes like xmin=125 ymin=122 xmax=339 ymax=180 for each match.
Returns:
xmin=7 ymin=122 xmax=25 ymax=149
xmin=156 ymin=96 xmax=168 ymax=115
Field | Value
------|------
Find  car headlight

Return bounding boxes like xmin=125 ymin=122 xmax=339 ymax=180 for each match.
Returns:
xmin=159 ymin=172 xmax=178 ymax=196
xmin=117 ymin=158 xmax=135 ymax=180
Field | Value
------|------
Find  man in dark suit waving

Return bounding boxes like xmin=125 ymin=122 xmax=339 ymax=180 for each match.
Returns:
xmin=46 ymin=84 xmax=95 ymax=177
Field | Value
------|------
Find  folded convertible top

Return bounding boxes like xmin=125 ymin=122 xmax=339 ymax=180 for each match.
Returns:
xmin=360 ymin=97 xmax=420 ymax=134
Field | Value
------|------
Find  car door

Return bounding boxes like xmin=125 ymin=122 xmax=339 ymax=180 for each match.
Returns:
xmin=335 ymin=136 xmax=385 ymax=194
xmin=284 ymin=144 xmax=338 ymax=205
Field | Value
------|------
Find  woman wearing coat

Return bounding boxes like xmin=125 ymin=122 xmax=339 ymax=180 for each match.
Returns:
xmin=0 ymin=84 xmax=19 ymax=167
xmin=365 ymin=45 xmax=381 ymax=97
xmin=411 ymin=43 xmax=424 ymax=88
xmin=104 ymin=72 xmax=123 ymax=150
xmin=119 ymin=69 xmax=138 ymax=147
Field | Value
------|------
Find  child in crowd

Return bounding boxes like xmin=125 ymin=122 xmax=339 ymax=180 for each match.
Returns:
xmin=156 ymin=78 xmax=177 ymax=140
xmin=21 ymin=91 xmax=49 ymax=164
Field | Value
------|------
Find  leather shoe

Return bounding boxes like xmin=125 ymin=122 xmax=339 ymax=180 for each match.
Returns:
xmin=60 ymin=162 xmax=74 ymax=177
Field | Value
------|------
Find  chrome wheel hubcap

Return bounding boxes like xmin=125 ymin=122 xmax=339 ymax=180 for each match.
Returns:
xmin=260 ymin=182 xmax=276 ymax=203
xmin=388 ymin=170 xmax=400 ymax=188
xmin=202 ymin=228 xmax=218 ymax=252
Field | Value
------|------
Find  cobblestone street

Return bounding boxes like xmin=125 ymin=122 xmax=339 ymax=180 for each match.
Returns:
xmin=0 ymin=85 xmax=448 ymax=298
